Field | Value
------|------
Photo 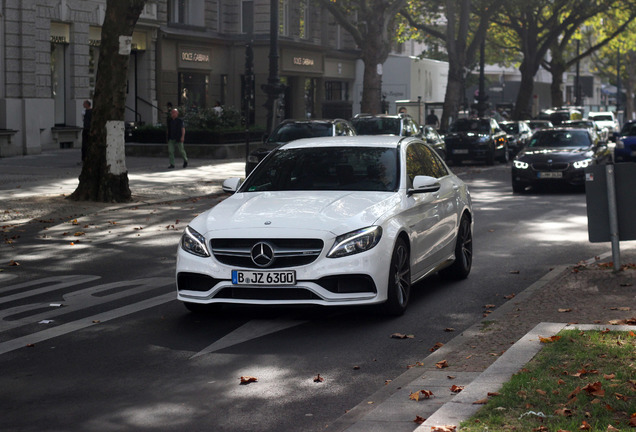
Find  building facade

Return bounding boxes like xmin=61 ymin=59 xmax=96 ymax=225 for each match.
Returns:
xmin=0 ymin=0 xmax=360 ymax=157
xmin=0 ymin=0 xmax=159 ymax=157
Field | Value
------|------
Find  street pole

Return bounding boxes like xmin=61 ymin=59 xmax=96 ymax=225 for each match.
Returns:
xmin=605 ymin=164 xmax=621 ymax=272
xmin=477 ymin=40 xmax=487 ymax=117
xmin=261 ymin=0 xmax=286 ymax=134
xmin=575 ymin=40 xmax=581 ymax=106
xmin=244 ymin=40 xmax=254 ymax=167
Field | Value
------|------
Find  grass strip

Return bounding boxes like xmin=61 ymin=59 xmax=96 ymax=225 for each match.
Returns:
xmin=460 ymin=329 xmax=636 ymax=431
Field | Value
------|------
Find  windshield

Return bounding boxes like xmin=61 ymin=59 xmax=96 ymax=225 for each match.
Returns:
xmin=352 ymin=118 xmax=401 ymax=135
xmin=267 ymin=123 xmax=333 ymax=143
xmin=242 ymin=146 xmax=399 ymax=192
xmin=449 ymin=119 xmax=490 ymax=133
xmin=527 ymin=130 xmax=592 ymax=148
xmin=620 ymin=123 xmax=636 ymax=136
xmin=589 ymin=114 xmax=613 ymax=122
xmin=500 ymin=124 xmax=519 ymax=134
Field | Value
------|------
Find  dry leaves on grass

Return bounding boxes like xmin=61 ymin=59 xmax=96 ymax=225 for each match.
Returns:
xmin=431 ymin=425 xmax=456 ymax=432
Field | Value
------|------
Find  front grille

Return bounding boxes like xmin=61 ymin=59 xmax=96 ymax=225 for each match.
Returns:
xmin=531 ymin=162 xmax=569 ymax=171
xmin=210 ymin=238 xmax=324 ymax=269
xmin=215 ymin=287 xmax=321 ymax=301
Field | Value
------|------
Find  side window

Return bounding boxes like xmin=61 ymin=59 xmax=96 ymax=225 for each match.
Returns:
xmin=405 ymin=143 xmax=448 ymax=186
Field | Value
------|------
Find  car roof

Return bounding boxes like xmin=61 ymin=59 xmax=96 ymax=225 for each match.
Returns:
xmin=279 ymin=135 xmax=414 ymax=150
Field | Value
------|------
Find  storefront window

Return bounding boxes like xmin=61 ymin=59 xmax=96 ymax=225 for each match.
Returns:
xmin=51 ymin=43 xmax=66 ymax=125
xmin=325 ymin=81 xmax=349 ymax=101
xmin=179 ymin=72 xmax=209 ymax=111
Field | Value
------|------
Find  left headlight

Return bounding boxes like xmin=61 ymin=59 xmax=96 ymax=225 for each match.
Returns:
xmin=573 ymin=158 xmax=593 ymax=169
xmin=327 ymin=226 xmax=382 ymax=258
xmin=513 ymin=160 xmax=529 ymax=169
xmin=181 ymin=226 xmax=210 ymax=257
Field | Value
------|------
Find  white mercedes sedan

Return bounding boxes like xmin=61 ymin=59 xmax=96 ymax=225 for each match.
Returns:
xmin=176 ymin=135 xmax=473 ymax=315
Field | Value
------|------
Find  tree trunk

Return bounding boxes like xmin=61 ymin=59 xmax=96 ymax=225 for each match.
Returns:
xmin=625 ymin=51 xmax=636 ymax=122
xmin=360 ymin=55 xmax=384 ymax=114
xmin=512 ymin=60 xmax=537 ymax=120
xmin=548 ymin=57 xmax=566 ymax=108
xmin=69 ymin=0 xmax=146 ymax=202
xmin=440 ymin=58 xmax=464 ymax=130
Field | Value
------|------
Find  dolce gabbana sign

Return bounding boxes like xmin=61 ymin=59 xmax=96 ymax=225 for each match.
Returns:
xmin=178 ymin=47 xmax=211 ymax=69
xmin=282 ymin=50 xmax=323 ymax=73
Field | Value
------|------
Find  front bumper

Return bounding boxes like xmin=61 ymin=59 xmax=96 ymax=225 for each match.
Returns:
xmin=175 ymin=241 xmax=390 ymax=307
xmin=512 ymin=165 xmax=586 ymax=186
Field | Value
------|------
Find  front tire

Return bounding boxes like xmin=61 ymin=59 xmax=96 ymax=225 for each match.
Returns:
xmin=381 ymin=238 xmax=411 ymax=316
xmin=440 ymin=215 xmax=473 ymax=280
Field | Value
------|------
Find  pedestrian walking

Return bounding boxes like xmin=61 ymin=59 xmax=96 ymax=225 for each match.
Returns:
xmin=425 ymin=109 xmax=439 ymax=128
xmin=166 ymin=108 xmax=188 ymax=169
xmin=81 ymin=100 xmax=92 ymax=163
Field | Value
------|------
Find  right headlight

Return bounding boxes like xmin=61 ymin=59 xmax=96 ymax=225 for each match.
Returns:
xmin=514 ymin=160 xmax=529 ymax=169
xmin=181 ymin=226 xmax=210 ymax=257
xmin=327 ymin=226 xmax=382 ymax=258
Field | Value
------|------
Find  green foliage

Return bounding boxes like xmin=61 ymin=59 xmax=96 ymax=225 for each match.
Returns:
xmin=181 ymin=106 xmax=243 ymax=131
xmin=460 ymin=330 xmax=636 ymax=431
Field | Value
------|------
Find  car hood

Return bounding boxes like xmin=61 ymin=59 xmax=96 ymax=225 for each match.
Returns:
xmin=517 ymin=147 xmax=592 ymax=161
xmin=190 ymin=191 xmax=400 ymax=237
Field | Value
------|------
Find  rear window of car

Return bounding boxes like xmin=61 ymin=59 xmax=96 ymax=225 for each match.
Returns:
xmin=352 ymin=118 xmax=401 ymax=135
xmin=528 ymin=130 xmax=591 ymax=148
xmin=243 ymin=146 xmax=399 ymax=192
xmin=620 ymin=123 xmax=636 ymax=136
xmin=449 ymin=119 xmax=490 ymax=133
xmin=589 ymin=114 xmax=613 ymax=122
xmin=267 ymin=123 xmax=333 ymax=143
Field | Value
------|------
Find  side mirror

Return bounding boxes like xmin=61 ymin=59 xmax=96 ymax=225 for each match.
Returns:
xmin=222 ymin=177 xmax=243 ymax=193
xmin=408 ymin=175 xmax=441 ymax=196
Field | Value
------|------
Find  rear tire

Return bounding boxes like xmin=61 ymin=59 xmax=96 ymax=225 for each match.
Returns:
xmin=440 ymin=215 xmax=472 ymax=280
xmin=381 ymin=238 xmax=411 ymax=316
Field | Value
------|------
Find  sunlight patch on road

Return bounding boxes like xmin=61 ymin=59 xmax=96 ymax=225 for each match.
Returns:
xmin=521 ymin=215 xmax=590 ymax=243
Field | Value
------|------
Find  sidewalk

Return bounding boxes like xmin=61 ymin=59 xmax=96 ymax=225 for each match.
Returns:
xmin=2 ymin=149 xmax=635 ymax=432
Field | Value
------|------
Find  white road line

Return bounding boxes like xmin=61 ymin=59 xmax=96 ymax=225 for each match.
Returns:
xmin=0 ymin=292 xmax=174 ymax=356
xmin=0 ymin=275 xmax=101 ymax=304
xmin=191 ymin=319 xmax=308 ymax=358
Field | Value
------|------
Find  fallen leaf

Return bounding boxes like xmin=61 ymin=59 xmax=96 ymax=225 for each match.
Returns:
xmin=431 ymin=425 xmax=456 ymax=432
xmin=579 ymin=420 xmax=592 ymax=430
xmin=484 ymin=304 xmax=496 ymax=308
xmin=540 ymin=335 xmax=562 ymax=343
xmin=510 ymin=270 xmax=520 ymax=274
xmin=444 ymin=327 xmax=455 ymax=332
xmin=74 ymin=232 xmax=85 ymax=236
xmin=435 ymin=360 xmax=449 ymax=369
xmin=610 ymin=307 xmax=631 ymax=311
xmin=450 ymin=385 xmax=464 ymax=393
xmin=391 ymin=333 xmax=414 ymax=339
xmin=313 ymin=374 xmax=324 ymax=383
xmin=413 ymin=415 xmax=426 ymax=424
xmin=239 ymin=376 xmax=258 ymax=385
xmin=487 ymin=392 xmax=500 ymax=397
xmin=603 ymin=374 xmax=616 ymax=380
xmin=472 ymin=398 xmax=489 ymax=404
xmin=606 ymin=425 xmax=620 ymax=431
xmin=430 ymin=342 xmax=444 ymax=352
xmin=8 ymin=260 xmax=20 ymax=266
xmin=504 ymin=293 xmax=516 ymax=299
xmin=582 ymin=382 xmax=605 ymax=397
xmin=558 ymin=308 xmax=572 ymax=313
xmin=554 ymin=407 xmax=573 ymax=417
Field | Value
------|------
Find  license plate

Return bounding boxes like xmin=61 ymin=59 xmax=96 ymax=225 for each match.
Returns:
xmin=232 ymin=270 xmax=296 ymax=285
xmin=453 ymin=149 xmax=469 ymax=154
xmin=537 ymin=172 xmax=563 ymax=179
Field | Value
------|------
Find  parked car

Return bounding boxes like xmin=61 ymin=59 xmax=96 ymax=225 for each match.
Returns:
xmin=563 ymin=119 xmax=606 ymax=144
xmin=537 ymin=107 xmax=583 ymax=125
xmin=587 ymin=111 xmax=620 ymax=137
xmin=351 ymin=113 xmax=422 ymax=137
xmin=444 ymin=117 xmax=508 ymax=165
xmin=246 ymin=119 xmax=356 ymax=175
xmin=525 ymin=119 xmax=554 ymax=133
xmin=614 ymin=120 xmax=636 ymax=162
xmin=512 ymin=127 xmax=611 ymax=193
xmin=176 ymin=135 xmax=473 ymax=316
xmin=499 ymin=120 xmax=532 ymax=156
xmin=352 ymin=113 xmax=447 ymax=160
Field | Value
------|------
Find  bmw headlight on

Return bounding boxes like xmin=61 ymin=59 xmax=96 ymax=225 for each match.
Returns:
xmin=181 ymin=226 xmax=210 ymax=257
xmin=573 ymin=158 xmax=592 ymax=169
xmin=513 ymin=160 xmax=529 ymax=169
xmin=327 ymin=226 xmax=382 ymax=258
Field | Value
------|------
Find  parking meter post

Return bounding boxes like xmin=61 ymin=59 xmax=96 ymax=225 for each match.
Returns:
xmin=605 ymin=164 xmax=621 ymax=272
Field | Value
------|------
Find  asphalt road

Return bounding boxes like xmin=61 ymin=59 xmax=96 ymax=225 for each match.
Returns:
xmin=0 ymin=160 xmax=614 ymax=432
